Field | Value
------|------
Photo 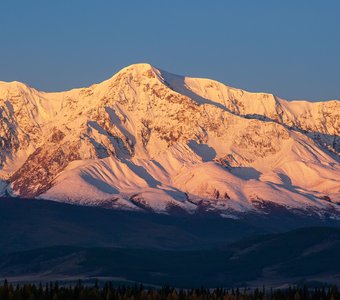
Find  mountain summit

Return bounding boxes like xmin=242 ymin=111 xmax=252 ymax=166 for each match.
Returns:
xmin=0 ymin=63 xmax=339 ymax=217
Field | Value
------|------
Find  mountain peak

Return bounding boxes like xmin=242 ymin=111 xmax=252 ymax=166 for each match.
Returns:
xmin=0 ymin=80 xmax=33 ymax=94
xmin=0 ymin=65 xmax=339 ymax=218
xmin=113 ymin=63 xmax=157 ymax=78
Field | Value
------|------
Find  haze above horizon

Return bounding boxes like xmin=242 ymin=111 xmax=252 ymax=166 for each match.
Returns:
xmin=0 ymin=0 xmax=339 ymax=101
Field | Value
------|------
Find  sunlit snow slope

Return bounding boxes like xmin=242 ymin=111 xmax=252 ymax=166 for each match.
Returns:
xmin=0 ymin=64 xmax=339 ymax=217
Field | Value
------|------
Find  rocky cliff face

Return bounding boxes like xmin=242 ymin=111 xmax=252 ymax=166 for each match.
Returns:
xmin=0 ymin=64 xmax=339 ymax=217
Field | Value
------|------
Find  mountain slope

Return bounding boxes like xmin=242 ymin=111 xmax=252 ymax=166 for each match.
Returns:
xmin=5 ymin=196 xmax=337 ymax=254
xmin=0 ymin=63 xmax=339 ymax=217
xmin=1 ymin=226 xmax=340 ymax=287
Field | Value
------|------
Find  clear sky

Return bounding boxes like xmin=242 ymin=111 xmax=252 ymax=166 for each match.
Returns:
xmin=1 ymin=0 xmax=339 ymax=101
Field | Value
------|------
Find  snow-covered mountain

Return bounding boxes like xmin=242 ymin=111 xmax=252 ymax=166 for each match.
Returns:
xmin=0 ymin=63 xmax=339 ymax=217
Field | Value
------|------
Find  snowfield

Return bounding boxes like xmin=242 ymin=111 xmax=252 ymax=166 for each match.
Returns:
xmin=0 ymin=63 xmax=339 ymax=217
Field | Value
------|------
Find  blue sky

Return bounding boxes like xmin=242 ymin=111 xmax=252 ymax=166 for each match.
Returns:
xmin=1 ymin=0 xmax=339 ymax=101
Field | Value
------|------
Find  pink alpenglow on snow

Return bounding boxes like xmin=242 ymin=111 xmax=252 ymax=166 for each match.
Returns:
xmin=0 ymin=64 xmax=339 ymax=218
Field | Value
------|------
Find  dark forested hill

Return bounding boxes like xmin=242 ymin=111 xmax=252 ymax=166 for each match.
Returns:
xmin=0 ymin=197 xmax=339 ymax=287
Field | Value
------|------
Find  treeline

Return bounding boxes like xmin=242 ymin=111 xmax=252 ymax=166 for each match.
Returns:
xmin=0 ymin=280 xmax=339 ymax=300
